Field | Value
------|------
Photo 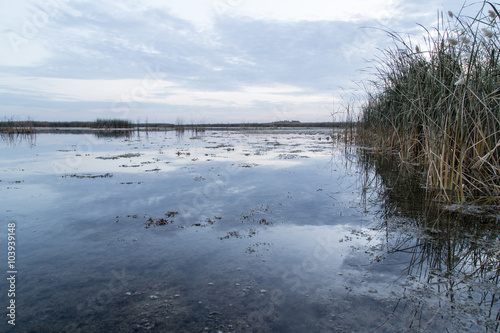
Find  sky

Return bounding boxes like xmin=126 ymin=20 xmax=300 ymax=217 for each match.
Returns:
xmin=0 ymin=0 xmax=477 ymax=123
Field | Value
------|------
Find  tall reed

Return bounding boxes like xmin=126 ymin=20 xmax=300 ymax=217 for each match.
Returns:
xmin=0 ymin=116 xmax=36 ymax=146
xmin=360 ymin=1 xmax=500 ymax=204
xmin=0 ymin=116 xmax=35 ymax=134
xmin=94 ymin=118 xmax=134 ymax=129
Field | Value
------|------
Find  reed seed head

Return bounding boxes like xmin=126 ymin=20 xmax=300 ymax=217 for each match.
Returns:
xmin=448 ymin=11 xmax=454 ymax=18
xmin=483 ymin=29 xmax=494 ymax=38
xmin=488 ymin=10 xmax=497 ymax=19
xmin=454 ymin=74 xmax=465 ymax=85
xmin=360 ymin=4 xmax=500 ymax=204
xmin=415 ymin=45 xmax=420 ymax=53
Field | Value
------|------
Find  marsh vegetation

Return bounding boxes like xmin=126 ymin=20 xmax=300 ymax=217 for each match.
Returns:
xmin=2 ymin=3 xmax=500 ymax=331
xmin=359 ymin=1 xmax=500 ymax=204
xmin=0 ymin=116 xmax=37 ymax=146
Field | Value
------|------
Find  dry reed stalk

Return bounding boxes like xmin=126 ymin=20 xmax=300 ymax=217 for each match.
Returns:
xmin=358 ymin=1 xmax=500 ymax=204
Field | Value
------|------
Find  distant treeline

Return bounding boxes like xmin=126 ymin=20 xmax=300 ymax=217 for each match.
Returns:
xmin=190 ymin=121 xmax=344 ymax=128
xmin=0 ymin=117 xmax=35 ymax=134
xmin=2 ymin=119 xmax=346 ymax=129
xmin=159 ymin=121 xmax=345 ymax=129
xmin=26 ymin=119 xmax=135 ymax=129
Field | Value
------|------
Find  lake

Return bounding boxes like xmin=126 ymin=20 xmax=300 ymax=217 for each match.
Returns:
xmin=1 ymin=129 xmax=499 ymax=332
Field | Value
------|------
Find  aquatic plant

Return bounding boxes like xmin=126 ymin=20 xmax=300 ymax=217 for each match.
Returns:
xmin=0 ymin=116 xmax=37 ymax=146
xmin=94 ymin=118 xmax=134 ymax=129
xmin=0 ymin=116 xmax=35 ymax=134
xmin=359 ymin=1 xmax=500 ymax=203
xmin=175 ymin=117 xmax=185 ymax=132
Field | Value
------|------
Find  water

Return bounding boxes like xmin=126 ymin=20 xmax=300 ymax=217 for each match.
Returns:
xmin=0 ymin=129 xmax=499 ymax=332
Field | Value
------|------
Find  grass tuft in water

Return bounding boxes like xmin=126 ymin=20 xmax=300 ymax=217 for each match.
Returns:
xmin=95 ymin=118 xmax=134 ymax=129
xmin=0 ymin=116 xmax=36 ymax=134
xmin=0 ymin=116 xmax=37 ymax=145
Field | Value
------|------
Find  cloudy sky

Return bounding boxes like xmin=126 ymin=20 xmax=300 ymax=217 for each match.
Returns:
xmin=0 ymin=0 xmax=474 ymax=123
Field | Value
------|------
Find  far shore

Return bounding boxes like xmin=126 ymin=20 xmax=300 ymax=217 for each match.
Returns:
xmin=1 ymin=120 xmax=352 ymax=134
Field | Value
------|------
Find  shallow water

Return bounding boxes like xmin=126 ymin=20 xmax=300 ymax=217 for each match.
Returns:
xmin=1 ymin=129 xmax=499 ymax=332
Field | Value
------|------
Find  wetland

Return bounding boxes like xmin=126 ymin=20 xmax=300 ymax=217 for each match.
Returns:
xmin=1 ymin=128 xmax=499 ymax=332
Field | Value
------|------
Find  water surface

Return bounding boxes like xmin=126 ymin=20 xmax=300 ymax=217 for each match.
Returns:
xmin=1 ymin=129 xmax=499 ymax=332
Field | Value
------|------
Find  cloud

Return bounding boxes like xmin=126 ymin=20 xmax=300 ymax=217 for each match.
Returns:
xmin=230 ymin=0 xmax=401 ymax=22
xmin=0 ymin=0 xmax=475 ymax=122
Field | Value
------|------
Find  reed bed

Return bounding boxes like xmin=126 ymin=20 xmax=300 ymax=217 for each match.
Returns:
xmin=360 ymin=1 xmax=500 ymax=204
xmin=0 ymin=116 xmax=36 ymax=146
xmin=0 ymin=116 xmax=35 ymax=134
xmin=94 ymin=118 xmax=134 ymax=129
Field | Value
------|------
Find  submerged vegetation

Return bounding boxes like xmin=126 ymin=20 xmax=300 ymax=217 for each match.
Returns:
xmin=359 ymin=1 xmax=500 ymax=204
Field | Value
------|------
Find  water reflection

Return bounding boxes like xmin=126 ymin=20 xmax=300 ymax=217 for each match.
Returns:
xmin=0 ymin=131 xmax=36 ymax=147
xmin=93 ymin=129 xmax=134 ymax=139
xmin=356 ymin=150 xmax=500 ymax=331
xmin=0 ymin=130 xmax=499 ymax=332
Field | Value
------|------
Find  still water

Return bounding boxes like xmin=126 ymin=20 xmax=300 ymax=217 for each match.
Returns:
xmin=0 ymin=129 xmax=499 ymax=332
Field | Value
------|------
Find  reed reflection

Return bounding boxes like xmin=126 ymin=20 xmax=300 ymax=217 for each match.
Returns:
xmin=356 ymin=149 xmax=500 ymax=329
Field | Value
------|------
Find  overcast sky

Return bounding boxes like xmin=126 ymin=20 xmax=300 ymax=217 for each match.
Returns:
xmin=0 ymin=0 xmax=476 ymax=123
